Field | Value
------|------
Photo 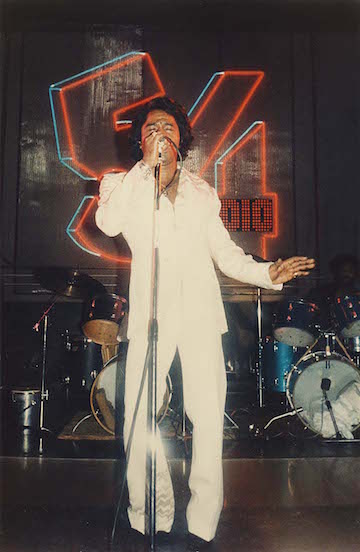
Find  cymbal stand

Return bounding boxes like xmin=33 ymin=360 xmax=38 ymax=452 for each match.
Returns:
xmin=256 ymin=288 xmax=265 ymax=407
xmin=165 ymin=399 xmax=190 ymax=442
xmin=334 ymin=334 xmax=354 ymax=362
xmin=33 ymin=297 xmax=57 ymax=453
xmin=224 ymin=411 xmax=240 ymax=430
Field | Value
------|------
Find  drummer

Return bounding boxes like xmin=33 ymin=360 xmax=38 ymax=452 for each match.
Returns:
xmin=308 ymin=254 xmax=359 ymax=328
xmin=328 ymin=254 xmax=359 ymax=298
xmin=310 ymin=254 xmax=359 ymax=301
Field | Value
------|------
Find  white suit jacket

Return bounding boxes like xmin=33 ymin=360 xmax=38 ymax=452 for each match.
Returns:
xmin=95 ymin=161 xmax=282 ymax=338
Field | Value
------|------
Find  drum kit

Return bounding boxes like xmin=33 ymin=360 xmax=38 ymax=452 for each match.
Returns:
xmin=90 ymin=359 xmax=172 ymax=435
xmin=261 ymin=294 xmax=360 ymax=439
xmin=10 ymin=265 xmax=360 ymax=444
xmin=9 ymin=268 xmax=182 ymax=446
xmin=18 ymin=268 xmax=128 ymax=448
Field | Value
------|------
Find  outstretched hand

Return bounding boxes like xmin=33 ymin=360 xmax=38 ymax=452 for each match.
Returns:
xmin=269 ymin=256 xmax=316 ymax=285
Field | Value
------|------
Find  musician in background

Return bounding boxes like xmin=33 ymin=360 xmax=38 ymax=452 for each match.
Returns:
xmin=327 ymin=254 xmax=359 ymax=298
xmin=308 ymin=254 xmax=359 ymax=324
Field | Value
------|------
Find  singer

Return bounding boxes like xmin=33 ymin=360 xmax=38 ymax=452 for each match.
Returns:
xmin=95 ymin=96 xmax=315 ymax=551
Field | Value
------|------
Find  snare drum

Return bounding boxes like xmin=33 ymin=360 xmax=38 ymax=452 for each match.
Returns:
xmin=333 ymin=295 xmax=360 ymax=338
xmin=263 ymin=337 xmax=306 ymax=393
xmin=273 ymin=299 xmax=320 ymax=347
xmin=90 ymin=354 xmax=172 ymax=435
xmin=82 ymin=294 xmax=127 ymax=345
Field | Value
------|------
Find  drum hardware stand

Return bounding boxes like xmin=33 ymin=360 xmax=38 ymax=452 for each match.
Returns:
xmin=333 ymin=334 xmax=354 ymax=363
xmin=180 ymin=400 xmax=187 ymax=438
xmin=223 ymin=362 xmax=241 ymax=430
xmin=164 ymin=401 xmax=190 ymax=441
xmin=253 ymin=287 xmax=285 ymax=436
xmin=256 ymin=288 xmax=265 ymax=408
xmin=224 ymin=411 xmax=240 ymax=430
xmin=320 ymin=331 xmax=355 ymax=441
xmin=33 ymin=297 xmax=58 ymax=454
xmin=312 ymin=329 xmax=352 ymax=361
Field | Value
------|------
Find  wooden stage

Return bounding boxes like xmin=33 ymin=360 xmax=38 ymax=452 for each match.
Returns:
xmin=1 ymin=431 xmax=360 ymax=551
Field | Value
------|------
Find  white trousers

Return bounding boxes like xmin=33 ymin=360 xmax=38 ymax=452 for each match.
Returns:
xmin=123 ymin=326 xmax=227 ymax=542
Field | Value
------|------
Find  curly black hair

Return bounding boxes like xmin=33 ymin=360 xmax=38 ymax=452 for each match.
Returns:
xmin=129 ymin=96 xmax=193 ymax=162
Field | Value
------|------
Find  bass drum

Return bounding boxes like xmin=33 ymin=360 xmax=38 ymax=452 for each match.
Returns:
xmin=90 ymin=354 xmax=172 ymax=435
xmin=286 ymin=351 xmax=360 ymax=436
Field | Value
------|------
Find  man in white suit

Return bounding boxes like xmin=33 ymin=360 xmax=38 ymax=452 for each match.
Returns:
xmin=95 ymin=97 xmax=315 ymax=551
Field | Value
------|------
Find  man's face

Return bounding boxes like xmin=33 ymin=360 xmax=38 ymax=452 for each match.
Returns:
xmin=141 ymin=109 xmax=180 ymax=164
xmin=337 ymin=262 xmax=357 ymax=284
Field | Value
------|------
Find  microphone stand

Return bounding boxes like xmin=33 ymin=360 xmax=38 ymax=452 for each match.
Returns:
xmin=111 ymin=144 xmax=180 ymax=550
xmin=322 ymin=333 xmax=342 ymax=440
xmin=111 ymin=157 xmax=161 ymax=551
xmin=321 ymin=377 xmax=341 ymax=440
xmin=145 ymin=154 xmax=161 ymax=550
xmin=33 ymin=297 xmax=58 ymax=454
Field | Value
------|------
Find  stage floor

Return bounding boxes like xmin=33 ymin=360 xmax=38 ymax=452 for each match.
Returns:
xmin=1 ymin=431 xmax=360 ymax=551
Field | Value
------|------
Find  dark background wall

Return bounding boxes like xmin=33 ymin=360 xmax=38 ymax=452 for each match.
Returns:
xmin=1 ymin=1 xmax=360 ymax=277
xmin=1 ymin=1 xmax=360 ymax=389
xmin=12 ymin=30 xmax=296 ymax=267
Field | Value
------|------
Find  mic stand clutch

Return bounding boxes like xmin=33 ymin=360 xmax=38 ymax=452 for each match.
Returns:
xmin=321 ymin=377 xmax=342 ymax=440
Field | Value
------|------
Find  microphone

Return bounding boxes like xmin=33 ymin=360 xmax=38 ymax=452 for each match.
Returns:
xmin=321 ymin=378 xmax=331 ymax=392
xmin=156 ymin=135 xmax=182 ymax=166
xmin=157 ymin=136 xmax=166 ymax=163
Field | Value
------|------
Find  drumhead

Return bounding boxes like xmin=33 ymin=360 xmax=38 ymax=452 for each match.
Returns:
xmin=90 ymin=354 xmax=172 ymax=435
xmin=10 ymin=388 xmax=40 ymax=394
xmin=273 ymin=299 xmax=320 ymax=348
xmin=287 ymin=351 xmax=360 ymax=436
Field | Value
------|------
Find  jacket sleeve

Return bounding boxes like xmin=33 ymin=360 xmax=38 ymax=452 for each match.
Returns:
xmin=95 ymin=161 xmax=153 ymax=237
xmin=207 ymin=189 xmax=283 ymax=291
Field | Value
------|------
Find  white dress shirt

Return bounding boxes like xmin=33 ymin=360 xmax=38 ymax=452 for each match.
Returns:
xmin=95 ymin=161 xmax=282 ymax=338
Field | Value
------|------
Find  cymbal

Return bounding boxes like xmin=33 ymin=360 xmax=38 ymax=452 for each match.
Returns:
xmin=34 ymin=267 xmax=106 ymax=299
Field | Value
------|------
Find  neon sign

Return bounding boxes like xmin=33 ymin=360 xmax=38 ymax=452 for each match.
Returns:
xmin=50 ymin=53 xmax=278 ymax=261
